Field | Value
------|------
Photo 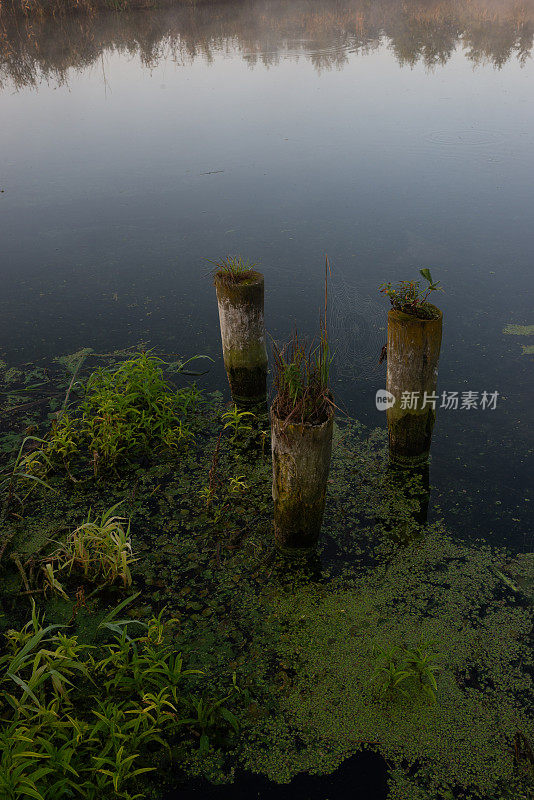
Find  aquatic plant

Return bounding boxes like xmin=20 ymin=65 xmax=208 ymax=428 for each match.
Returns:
xmin=0 ymin=600 xmax=237 ymax=799
xmin=52 ymin=503 xmax=136 ymax=589
xmin=37 ymin=353 xmax=200 ymax=475
xmin=1 ymin=354 xmax=531 ymax=800
xmin=371 ymin=639 xmax=441 ymax=704
xmin=271 ymin=258 xmax=332 ymax=425
xmin=379 ymin=268 xmax=442 ymax=319
xmin=370 ymin=645 xmax=412 ymax=700
xmin=210 ymin=255 xmax=257 ymax=284
xmin=228 ymin=475 xmax=248 ymax=494
xmin=0 ymin=435 xmax=54 ymax=519
xmin=221 ymin=405 xmax=255 ymax=441
xmin=188 ymin=693 xmax=240 ymax=753
xmin=403 ymin=638 xmax=441 ymax=703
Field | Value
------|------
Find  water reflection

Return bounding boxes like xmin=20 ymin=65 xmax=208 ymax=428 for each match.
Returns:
xmin=1 ymin=0 xmax=533 ymax=89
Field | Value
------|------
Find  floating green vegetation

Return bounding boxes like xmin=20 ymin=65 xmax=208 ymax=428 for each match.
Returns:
xmin=503 ymin=324 xmax=534 ymax=336
xmin=502 ymin=324 xmax=534 ymax=357
xmin=0 ymin=352 xmax=532 ymax=800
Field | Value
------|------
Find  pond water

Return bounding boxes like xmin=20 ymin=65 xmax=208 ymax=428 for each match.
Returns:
xmin=0 ymin=3 xmax=533 ymax=798
xmin=0 ymin=0 xmax=533 ymax=552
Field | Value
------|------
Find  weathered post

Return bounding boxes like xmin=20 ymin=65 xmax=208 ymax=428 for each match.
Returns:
xmin=271 ymin=408 xmax=334 ymax=554
xmin=386 ymin=304 xmax=442 ymax=465
xmin=214 ymin=267 xmax=268 ymax=406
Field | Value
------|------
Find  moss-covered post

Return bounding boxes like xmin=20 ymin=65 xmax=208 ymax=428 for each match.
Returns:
xmin=271 ymin=407 xmax=334 ymax=554
xmin=386 ymin=304 xmax=442 ymax=465
xmin=214 ymin=270 xmax=268 ymax=405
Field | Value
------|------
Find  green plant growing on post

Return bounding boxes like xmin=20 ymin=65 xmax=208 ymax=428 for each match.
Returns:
xmin=271 ymin=259 xmax=335 ymax=554
xmin=379 ymin=268 xmax=443 ymax=319
xmin=271 ymin=328 xmax=332 ymax=426
xmin=210 ymin=254 xmax=257 ymax=284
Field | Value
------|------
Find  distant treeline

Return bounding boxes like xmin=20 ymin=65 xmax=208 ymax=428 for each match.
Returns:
xmin=1 ymin=0 xmax=533 ymax=88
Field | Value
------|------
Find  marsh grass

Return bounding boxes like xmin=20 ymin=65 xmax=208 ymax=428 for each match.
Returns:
xmin=0 ymin=435 xmax=55 ymax=521
xmin=210 ymin=255 xmax=257 ymax=285
xmin=271 ymin=327 xmax=333 ymax=425
xmin=272 ymin=257 xmax=333 ymax=425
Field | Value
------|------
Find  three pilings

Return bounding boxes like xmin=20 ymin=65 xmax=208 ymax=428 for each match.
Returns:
xmin=214 ymin=273 xmax=443 ymax=553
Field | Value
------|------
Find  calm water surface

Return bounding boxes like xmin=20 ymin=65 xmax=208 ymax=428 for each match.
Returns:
xmin=0 ymin=0 xmax=533 ymax=550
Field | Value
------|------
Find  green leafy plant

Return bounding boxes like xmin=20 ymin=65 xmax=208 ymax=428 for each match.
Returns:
xmin=47 ymin=503 xmax=136 ymax=592
xmin=379 ymin=269 xmax=442 ymax=319
xmin=37 ymin=353 xmax=202 ymax=476
xmin=403 ymin=638 xmax=441 ymax=703
xmin=221 ymin=405 xmax=255 ymax=441
xmin=0 ymin=602 xmax=237 ymax=799
xmin=370 ymin=645 xmax=412 ymax=700
xmin=228 ymin=475 xmax=248 ymax=494
xmin=371 ymin=639 xmax=441 ymax=703
xmin=0 ymin=436 xmax=55 ymax=518
xmin=187 ymin=693 xmax=240 ymax=753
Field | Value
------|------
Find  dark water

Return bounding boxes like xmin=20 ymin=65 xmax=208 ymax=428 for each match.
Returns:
xmin=0 ymin=0 xmax=533 ymax=550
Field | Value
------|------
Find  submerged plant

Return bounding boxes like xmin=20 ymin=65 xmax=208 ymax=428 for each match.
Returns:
xmin=379 ymin=268 xmax=442 ymax=319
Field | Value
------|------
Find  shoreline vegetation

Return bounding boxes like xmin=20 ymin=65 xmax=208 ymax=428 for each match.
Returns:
xmin=0 ymin=348 xmax=532 ymax=799
xmin=1 ymin=0 xmax=534 ymax=89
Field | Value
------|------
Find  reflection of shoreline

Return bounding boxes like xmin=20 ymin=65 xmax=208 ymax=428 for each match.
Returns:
xmin=1 ymin=0 xmax=533 ymax=88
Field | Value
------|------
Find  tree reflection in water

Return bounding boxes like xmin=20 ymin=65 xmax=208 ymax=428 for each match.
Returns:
xmin=0 ymin=0 xmax=533 ymax=90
